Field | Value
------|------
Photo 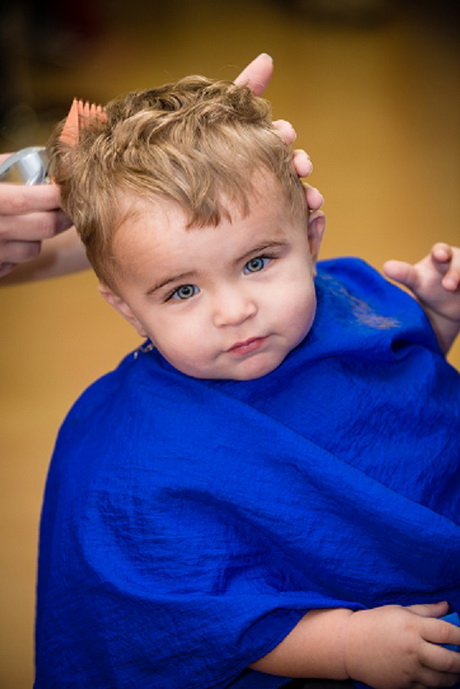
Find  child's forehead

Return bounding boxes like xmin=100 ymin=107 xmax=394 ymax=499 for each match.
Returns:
xmin=114 ymin=177 xmax=294 ymax=260
xmin=117 ymin=170 xmax=286 ymax=226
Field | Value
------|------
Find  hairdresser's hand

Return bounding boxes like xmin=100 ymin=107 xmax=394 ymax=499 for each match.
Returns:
xmin=384 ymin=243 xmax=460 ymax=353
xmin=0 ymin=158 xmax=72 ymax=278
xmin=234 ymin=52 xmax=275 ymax=96
xmin=270 ymin=120 xmax=324 ymax=212
xmin=236 ymin=54 xmax=324 ymax=213
xmin=345 ymin=602 xmax=460 ymax=689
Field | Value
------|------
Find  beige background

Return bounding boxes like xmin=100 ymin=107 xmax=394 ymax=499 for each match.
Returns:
xmin=0 ymin=1 xmax=459 ymax=686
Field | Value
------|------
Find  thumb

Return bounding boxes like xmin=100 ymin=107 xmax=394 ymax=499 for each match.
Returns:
xmin=234 ymin=53 xmax=273 ymax=96
xmin=405 ymin=601 xmax=450 ymax=618
xmin=383 ymin=259 xmax=419 ymax=291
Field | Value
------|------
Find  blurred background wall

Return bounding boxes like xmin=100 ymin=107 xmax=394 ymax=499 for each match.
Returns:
xmin=0 ymin=1 xmax=459 ymax=685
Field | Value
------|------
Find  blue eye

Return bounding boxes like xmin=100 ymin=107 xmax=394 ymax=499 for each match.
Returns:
xmin=244 ymin=257 xmax=269 ymax=274
xmin=170 ymin=284 xmax=199 ymax=300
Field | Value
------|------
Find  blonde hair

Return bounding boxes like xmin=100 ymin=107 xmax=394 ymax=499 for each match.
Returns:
xmin=48 ymin=76 xmax=306 ymax=288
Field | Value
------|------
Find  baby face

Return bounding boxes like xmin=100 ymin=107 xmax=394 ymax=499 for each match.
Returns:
xmin=103 ymin=176 xmax=323 ymax=380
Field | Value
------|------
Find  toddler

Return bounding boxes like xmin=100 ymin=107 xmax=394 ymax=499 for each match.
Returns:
xmin=36 ymin=75 xmax=460 ymax=689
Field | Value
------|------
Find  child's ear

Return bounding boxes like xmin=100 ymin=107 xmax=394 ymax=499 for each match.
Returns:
xmin=98 ymin=284 xmax=148 ymax=338
xmin=307 ymin=210 xmax=326 ymax=265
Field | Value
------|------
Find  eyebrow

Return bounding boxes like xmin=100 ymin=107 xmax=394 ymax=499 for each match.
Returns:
xmin=234 ymin=240 xmax=289 ymax=265
xmin=145 ymin=271 xmax=197 ymax=296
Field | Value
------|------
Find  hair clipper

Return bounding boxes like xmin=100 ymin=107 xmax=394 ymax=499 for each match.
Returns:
xmin=0 ymin=146 xmax=49 ymax=185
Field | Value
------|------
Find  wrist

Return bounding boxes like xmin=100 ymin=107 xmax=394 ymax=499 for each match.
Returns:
xmin=423 ymin=305 xmax=460 ymax=354
xmin=249 ymin=607 xmax=354 ymax=679
xmin=339 ymin=609 xmax=357 ymax=681
xmin=302 ymin=607 xmax=354 ymax=680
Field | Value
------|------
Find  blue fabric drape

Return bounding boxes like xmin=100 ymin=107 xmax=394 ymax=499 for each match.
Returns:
xmin=35 ymin=259 xmax=460 ymax=689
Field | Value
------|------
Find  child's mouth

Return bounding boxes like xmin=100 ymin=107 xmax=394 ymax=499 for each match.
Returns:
xmin=227 ymin=337 xmax=267 ymax=355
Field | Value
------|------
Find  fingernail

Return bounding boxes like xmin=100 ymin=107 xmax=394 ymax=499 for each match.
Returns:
xmin=260 ymin=53 xmax=273 ymax=61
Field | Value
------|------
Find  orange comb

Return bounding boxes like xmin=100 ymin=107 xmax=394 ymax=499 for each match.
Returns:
xmin=60 ymin=98 xmax=107 ymax=147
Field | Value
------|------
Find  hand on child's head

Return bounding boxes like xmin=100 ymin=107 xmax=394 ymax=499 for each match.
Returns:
xmin=292 ymin=149 xmax=312 ymax=177
xmin=291 ymin=149 xmax=324 ymax=213
xmin=271 ymin=122 xmax=324 ymax=212
xmin=272 ymin=119 xmax=297 ymax=145
xmin=234 ymin=52 xmax=274 ymax=96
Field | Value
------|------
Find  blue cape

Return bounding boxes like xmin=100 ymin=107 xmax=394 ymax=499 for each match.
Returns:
xmin=35 ymin=258 xmax=460 ymax=689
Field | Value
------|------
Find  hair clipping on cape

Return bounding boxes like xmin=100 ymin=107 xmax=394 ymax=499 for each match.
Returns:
xmin=59 ymin=98 xmax=107 ymax=147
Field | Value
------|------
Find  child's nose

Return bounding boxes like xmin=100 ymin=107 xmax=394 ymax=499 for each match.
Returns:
xmin=212 ymin=288 xmax=257 ymax=327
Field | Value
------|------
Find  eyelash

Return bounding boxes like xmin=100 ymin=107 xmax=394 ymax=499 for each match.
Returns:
xmin=165 ymin=254 xmax=275 ymax=302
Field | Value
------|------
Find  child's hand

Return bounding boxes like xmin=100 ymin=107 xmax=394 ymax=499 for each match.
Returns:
xmin=383 ymin=243 xmax=460 ymax=353
xmin=345 ymin=602 xmax=460 ymax=689
xmin=383 ymin=243 xmax=460 ymax=320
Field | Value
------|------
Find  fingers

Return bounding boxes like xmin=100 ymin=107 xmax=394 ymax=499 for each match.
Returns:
xmin=432 ymin=242 xmax=453 ymax=263
xmin=304 ymin=183 xmax=324 ymax=212
xmin=430 ymin=243 xmax=454 ymax=278
xmin=412 ymin=678 xmax=460 ymax=689
xmin=0 ymin=182 xmax=62 ymax=215
xmin=0 ymin=179 xmax=67 ymax=277
xmin=384 ymin=243 xmax=460 ymax=300
xmin=424 ymin=615 xmax=460 ymax=651
xmin=294 ymin=151 xmax=324 ymax=211
xmin=405 ymin=602 xmax=450 ymax=618
xmin=272 ymin=129 xmax=316 ymax=185
xmin=0 ymin=240 xmax=41 ymax=263
xmin=382 ymin=259 xmax=418 ymax=290
xmin=443 ymin=270 xmax=460 ymax=292
xmin=235 ymin=59 xmax=326 ymax=215
xmin=0 ymin=240 xmax=41 ymax=275
xmin=0 ymin=198 xmax=71 ymax=276
xmin=293 ymin=149 xmax=313 ymax=177
xmin=407 ymin=605 xmax=460 ymax=688
xmin=0 ymin=262 xmax=17 ymax=277
xmin=431 ymin=243 xmax=460 ymax=292
xmin=273 ymin=138 xmax=323 ymax=210
xmin=273 ymin=119 xmax=297 ymax=146
xmin=0 ymin=209 xmax=71 ymax=242
xmin=234 ymin=53 xmax=273 ymax=96
xmin=420 ymin=642 xmax=460 ymax=686
xmin=415 ymin=669 xmax=460 ymax=688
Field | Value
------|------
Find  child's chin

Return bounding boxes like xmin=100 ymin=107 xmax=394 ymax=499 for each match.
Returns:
xmin=226 ymin=353 xmax=285 ymax=381
xmin=180 ymin=352 xmax=287 ymax=381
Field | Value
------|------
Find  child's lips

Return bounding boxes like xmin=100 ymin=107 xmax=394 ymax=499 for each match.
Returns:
xmin=227 ymin=337 xmax=268 ymax=355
